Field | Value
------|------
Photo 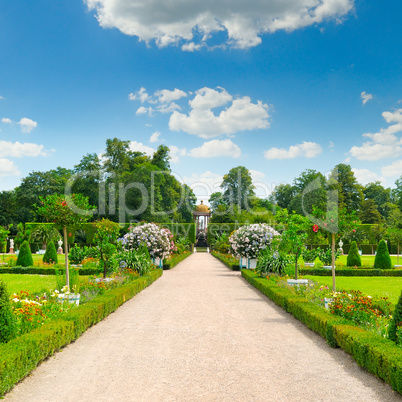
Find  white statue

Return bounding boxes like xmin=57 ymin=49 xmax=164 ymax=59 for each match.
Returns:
xmin=9 ymin=239 xmax=14 ymax=248
xmin=338 ymin=239 xmax=344 ymax=255
xmin=57 ymin=239 xmax=63 ymax=254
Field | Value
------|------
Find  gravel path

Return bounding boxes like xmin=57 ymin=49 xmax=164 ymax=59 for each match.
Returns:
xmin=5 ymin=253 xmax=401 ymax=401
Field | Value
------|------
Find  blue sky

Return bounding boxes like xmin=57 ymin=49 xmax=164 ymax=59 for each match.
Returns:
xmin=1 ymin=0 xmax=401 ymax=201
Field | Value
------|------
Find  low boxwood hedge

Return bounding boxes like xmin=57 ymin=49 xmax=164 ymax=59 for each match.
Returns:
xmin=211 ymin=251 xmax=240 ymax=271
xmin=300 ymin=268 xmax=402 ymax=277
xmin=0 ymin=269 xmax=162 ymax=396
xmin=241 ymin=269 xmax=402 ymax=394
xmin=162 ymin=251 xmax=192 ymax=270
xmin=0 ymin=266 xmax=100 ymax=276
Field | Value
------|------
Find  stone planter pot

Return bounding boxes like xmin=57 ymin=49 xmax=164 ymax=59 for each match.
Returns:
xmin=323 ymin=265 xmax=335 ymax=270
xmin=287 ymin=279 xmax=309 ymax=286
xmin=152 ymin=257 xmax=163 ymax=268
xmin=324 ymin=297 xmax=334 ymax=309
xmin=247 ymin=258 xmax=257 ymax=269
xmin=57 ymin=293 xmax=80 ymax=306
xmin=304 ymin=262 xmax=315 ymax=267
xmin=239 ymin=257 xmax=247 ymax=269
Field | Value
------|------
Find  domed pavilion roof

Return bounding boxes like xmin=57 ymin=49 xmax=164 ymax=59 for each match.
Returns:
xmin=194 ymin=200 xmax=211 ymax=214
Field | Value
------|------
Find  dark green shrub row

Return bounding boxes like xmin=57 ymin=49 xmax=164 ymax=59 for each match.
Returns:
xmin=0 ymin=266 xmax=100 ymax=276
xmin=162 ymin=251 xmax=192 ymax=270
xmin=0 ymin=269 xmax=162 ymax=396
xmin=160 ymin=223 xmax=196 ymax=244
xmin=299 ymin=268 xmax=402 ymax=277
xmin=211 ymin=251 xmax=240 ymax=271
xmin=241 ymin=270 xmax=402 ymax=394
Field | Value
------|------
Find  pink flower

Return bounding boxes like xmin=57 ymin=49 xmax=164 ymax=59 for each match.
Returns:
xmin=313 ymin=224 xmax=319 ymax=233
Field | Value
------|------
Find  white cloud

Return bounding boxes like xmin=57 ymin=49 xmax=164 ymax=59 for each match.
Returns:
xmin=352 ymin=168 xmax=384 ymax=186
xmin=129 ymin=141 xmax=155 ymax=156
xmin=0 ymin=141 xmax=46 ymax=157
xmin=155 ymin=88 xmax=187 ymax=104
xmin=18 ymin=117 xmax=37 ymax=133
xmin=349 ymin=109 xmax=402 ymax=160
xmin=0 ymin=96 xmax=4 ymax=100
xmin=169 ymin=87 xmax=270 ymax=138
xmin=0 ymin=158 xmax=20 ymax=177
xmin=157 ymin=102 xmax=181 ymax=114
xmin=381 ymin=160 xmax=402 ymax=178
xmin=169 ymin=145 xmax=187 ymax=163
xmin=264 ymin=141 xmax=322 ymax=160
xmin=361 ymin=91 xmax=373 ymax=104
xmin=86 ymin=0 xmax=355 ymax=49
xmin=149 ymin=131 xmax=161 ymax=143
xmin=136 ymin=106 xmax=154 ymax=116
xmin=188 ymin=139 xmax=241 ymax=158
xmin=1 ymin=118 xmax=12 ymax=124
xmin=129 ymin=87 xmax=152 ymax=103
xmin=181 ymin=171 xmax=223 ymax=199
xmin=182 ymin=42 xmax=202 ymax=52
xmin=249 ymin=170 xmax=265 ymax=182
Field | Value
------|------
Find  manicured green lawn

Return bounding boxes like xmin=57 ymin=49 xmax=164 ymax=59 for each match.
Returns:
xmin=305 ymin=275 xmax=402 ymax=305
xmin=0 ymin=274 xmax=57 ymax=294
xmin=335 ymin=255 xmax=402 ymax=267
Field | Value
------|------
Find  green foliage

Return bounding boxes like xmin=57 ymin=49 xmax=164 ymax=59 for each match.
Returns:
xmin=302 ymin=248 xmax=319 ymax=263
xmin=388 ymin=290 xmax=402 ymax=343
xmin=374 ymin=239 xmax=392 ymax=269
xmin=43 ymin=241 xmax=58 ymax=265
xmin=16 ymin=240 xmax=33 ymax=267
xmin=256 ymin=248 xmax=290 ymax=276
xmin=30 ymin=223 xmax=60 ymax=248
xmin=211 ymin=251 xmax=240 ymax=271
xmin=0 ymin=279 xmax=17 ymax=343
xmin=211 ymin=232 xmax=230 ymax=254
xmin=163 ymin=251 xmax=192 ymax=270
xmin=68 ymin=245 xmax=84 ymax=265
xmin=347 ymin=241 xmax=361 ymax=267
xmin=55 ymin=266 xmax=80 ymax=292
xmin=173 ymin=236 xmax=192 ymax=254
xmin=110 ymin=248 xmax=152 ymax=276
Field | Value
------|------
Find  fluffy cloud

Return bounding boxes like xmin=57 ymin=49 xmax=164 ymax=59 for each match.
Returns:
xmin=18 ymin=117 xmax=37 ymax=133
xmin=169 ymin=145 xmax=187 ymax=163
xmin=155 ymin=89 xmax=187 ymax=104
xmin=349 ymin=109 xmax=402 ymax=161
xmin=86 ymin=0 xmax=354 ymax=49
xmin=169 ymin=87 xmax=270 ymax=138
xmin=0 ymin=158 xmax=20 ymax=177
xmin=361 ymin=91 xmax=373 ymax=104
xmin=129 ymin=87 xmax=152 ymax=103
xmin=2 ymin=118 xmax=12 ymax=124
xmin=0 ymin=141 xmax=46 ymax=157
xmin=181 ymin=171 xmax=223 ymax=199
xmin=264 ymin=141 xmax=322 ymax=160
xmin=129 ymin=141 xmax=155 ymax=156
xmin=188 ymin=139 xmax=241 ymax=158
xmin=149 ymin=131 xmax=161 ymax=143
xmin=352 ymin=168 xmax=384 ymax=186
xmin=136 ymin=106 xmax=154 ymax=116
xmin=381 ymin=160 xmax=402 ymax=178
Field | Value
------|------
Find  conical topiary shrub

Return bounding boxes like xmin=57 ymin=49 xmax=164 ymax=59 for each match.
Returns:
xmin=374 ymin=239 xmax=392 ymax=269
xmin=0 ymin=279 xmax=17 ymax=343
xmin=347 ymin=241 xmax=361 ymax=267
xmin=43 ymin=241 xmax=58 ymax=265
xmin=16 ymin=240 xmax=33 ymax=267
xmin=389 ymin=290 xmax=402 ymax=343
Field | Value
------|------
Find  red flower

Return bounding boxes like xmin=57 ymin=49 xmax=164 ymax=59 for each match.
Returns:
xmin=61 ymin=201 xmax=67 ymax=207
xmin=68 ymin=233 xmax=72 ymax=237
xmin=312 ymin=224 xmax=319 ymax=233
xmin=352 ymin=229 xmax=356 ymax=232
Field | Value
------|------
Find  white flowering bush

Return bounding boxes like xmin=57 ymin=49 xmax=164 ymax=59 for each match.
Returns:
xmin=120 ymin=223 xmax=175 ymax=260
xmin=229 ymin=224 xmax=280 ymax=259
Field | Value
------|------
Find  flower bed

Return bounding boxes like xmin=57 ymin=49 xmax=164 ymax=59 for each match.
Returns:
xmin=0 ymin=266 xmax=100 ymax=275
xmin=300 ymin=268 xmax=402 ymax=277
xmin=211 ymin=251 xmax=240 ymax=271
xmin=241 ymin=269 xmax=402 ymax=394
xmin=0 ymin=269 xmax=163 ymax=396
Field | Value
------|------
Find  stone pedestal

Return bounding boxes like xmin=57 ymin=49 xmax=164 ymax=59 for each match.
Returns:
xmin=57 ymin=247 xmax=63 ymax=254
xmin=9 ymin=248 xmax=14 ymax=254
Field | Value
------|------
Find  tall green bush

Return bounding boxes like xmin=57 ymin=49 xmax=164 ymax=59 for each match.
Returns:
xmin=347 ymin=241 xmax=361 ymax=267
xmin=0 ymin=279 xmax=17 ymax=343
xmin=43 ymin=241 xmax=58 ymax=264
xmin=374 ymin=239 xmax=392 ymax=269
xmin=388 ymin=290 xmax=402 ymax=343
xmin=16 ymin=240 xmax=33 ymax=267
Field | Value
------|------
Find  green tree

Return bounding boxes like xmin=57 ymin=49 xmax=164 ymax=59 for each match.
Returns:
xmin=0 ymin=279 xmax=17 ymax=343
xmin=272 ymin=183 xmax=294 ymax=210
xmin=16 ymin=240 xmax=33 ymax=267
xmin=151 ymin=144 xmax=171 ymax=171
xmin=0 ymin=226 xmax=9 ymax=253
xmin=221 ymin=166 xmax=255 ymax=211
xmin=374 ymin=239 xmax=392 ymax=269
xmin=386 ymin=209 xmax=402 ymax=265
xmin=37 ymin=194 xmax=94 ymax=287
xmin=363 ymin=181 xmax=390 ymax=217
xmin=388 ymin=290 xmax=402 ymax=343
xmin=43 ymin=240 xmax=58 ymax=265
xmin=94 ymin=219 xmax=120 ymax=278
xmin=347 ymin=241 xmax=361 ymax=267
xmin=359 ymin=199 xmax=383 ymax=224
xmin=31 ymin=224 xmax=60 ymax=250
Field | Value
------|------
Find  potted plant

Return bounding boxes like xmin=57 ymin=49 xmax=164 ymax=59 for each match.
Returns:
xmin=302 ymin=248 xmax=317 ymax=267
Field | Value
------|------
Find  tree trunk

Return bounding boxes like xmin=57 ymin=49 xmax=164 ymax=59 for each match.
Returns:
xmin=332 ymin=233 xmax=336 ymax=292
xmin=63 ymin=226 xmax=69 ymax=289
xmin=295 ymin=250 xmax=298 ymax=280
xmin=398 ymin=241 xmax=400 ymax=265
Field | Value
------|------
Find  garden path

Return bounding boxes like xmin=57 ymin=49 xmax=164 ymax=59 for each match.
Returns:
xmin=5 ymin=253 xmax=401 ymax=401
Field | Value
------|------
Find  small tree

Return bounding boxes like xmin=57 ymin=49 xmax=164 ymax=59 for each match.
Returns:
xmin=43 ymin=241 xmax=58 ymax=264
xmin=37 ymin=194 xmax=94 ymax=288
xmin=0 ymin=279 xmax=17 ymax=343
xmin=374 ymin=239 xmax=392 ymax=269
xmin=0 ymin=226 xmax=9 ymax=253
xmin=16 ymin=240 xmax=34 ymax=267
xmin=388 ymin=290 xmax=402 ymax=343
xmin=347 ymin=241 xmax=361 ymax=267
xmin=94 ymin=219 xmax=120 ymax=278
xmin=31 ymin=224 xmax=60 ymax=250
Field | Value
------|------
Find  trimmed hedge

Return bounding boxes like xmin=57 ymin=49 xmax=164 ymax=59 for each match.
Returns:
xmin=241 ymin=269 xmax=402 ymax=394
xmin=299 ymin=268 xmax=402 ymax=277
xmin=0 ymin=266 xmax=100 ymax=276
xmin=162 ymin=251 xmax=192 ymax=270
xmin=0 ymin=269 xmax=163 ymax=396
xmin=211 ymin=251 xmax=240 ymax=271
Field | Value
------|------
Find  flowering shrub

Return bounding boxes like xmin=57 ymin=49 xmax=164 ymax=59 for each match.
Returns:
xmin=121 ymin=223 xmax=175 ymax=259
xmin=229 ymin=224 xmax=280 ymax=259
